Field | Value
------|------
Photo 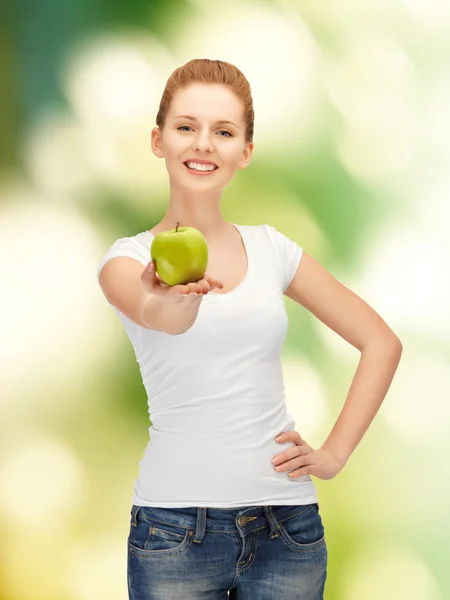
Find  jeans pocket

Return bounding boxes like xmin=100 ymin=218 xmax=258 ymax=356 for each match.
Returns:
xmin=278 ymin=504 xmax=325 ymax=552
xmin=128 ymin=507 xmax=194 ymax=558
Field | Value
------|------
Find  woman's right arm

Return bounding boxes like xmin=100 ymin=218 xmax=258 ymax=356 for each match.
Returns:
xmin=98 ymin=257 xmax=223 ymax=335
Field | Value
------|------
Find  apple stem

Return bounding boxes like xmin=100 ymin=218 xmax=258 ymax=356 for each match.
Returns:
xmin=176 ymin=221 xmax=180 ymax=233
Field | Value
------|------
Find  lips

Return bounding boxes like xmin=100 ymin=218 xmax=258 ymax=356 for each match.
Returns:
xmin=184 ymin=162 xmax=219 ymax=171
xmin=185 ymin=159 xmax=218 ymax=166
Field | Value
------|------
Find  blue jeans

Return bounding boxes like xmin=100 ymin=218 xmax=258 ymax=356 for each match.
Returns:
xmin=127 ymin=503 xmax=327 ymax=599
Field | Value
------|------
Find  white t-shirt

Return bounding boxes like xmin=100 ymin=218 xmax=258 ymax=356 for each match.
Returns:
xmin=97 ymin=223 xmax=318 ymax=508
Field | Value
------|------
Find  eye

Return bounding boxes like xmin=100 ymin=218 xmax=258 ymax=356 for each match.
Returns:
xmin=177 ymin=125 xmax=233 ymax=137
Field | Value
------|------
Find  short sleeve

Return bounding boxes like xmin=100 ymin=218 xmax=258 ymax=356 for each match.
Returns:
xmin=96 ymin=236 xmax=149 ymax=283
xmin=264 ymin=225 xmax=303 ymax=292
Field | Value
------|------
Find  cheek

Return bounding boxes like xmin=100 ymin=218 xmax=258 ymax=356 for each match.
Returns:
xmin=224 ymin=147 xmax=243 ymax=163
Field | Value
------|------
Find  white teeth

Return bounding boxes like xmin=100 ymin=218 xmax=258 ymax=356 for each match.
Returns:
xmin=186 ymin=162 xmax=216 ymax=172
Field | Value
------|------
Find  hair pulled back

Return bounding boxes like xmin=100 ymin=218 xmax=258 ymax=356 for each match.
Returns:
xmin=155 ymin=59 xmax=254 ymax=145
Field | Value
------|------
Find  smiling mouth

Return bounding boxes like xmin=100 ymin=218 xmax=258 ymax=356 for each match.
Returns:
xmin=184 ymin=162 xmax=219 ymax=172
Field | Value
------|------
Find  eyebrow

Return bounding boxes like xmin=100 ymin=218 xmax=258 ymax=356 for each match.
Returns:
xmin=174 ymin=115 xmax=239 ymax=129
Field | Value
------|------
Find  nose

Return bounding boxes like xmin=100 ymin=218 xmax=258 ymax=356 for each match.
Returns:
xmin=193 ymin=130 xmax=214 ymax=153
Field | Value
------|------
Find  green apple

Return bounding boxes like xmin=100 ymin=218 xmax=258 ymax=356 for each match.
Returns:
xmin=150 ymin=222 xmax=208 ymax=286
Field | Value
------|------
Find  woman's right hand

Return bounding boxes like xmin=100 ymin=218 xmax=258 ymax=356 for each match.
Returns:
xmin=141 ymin=261 xmax=224 ymax=299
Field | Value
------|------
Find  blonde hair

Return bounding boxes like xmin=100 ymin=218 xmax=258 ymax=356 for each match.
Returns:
xmin=156 ymin=59 xmax=254 ymax=145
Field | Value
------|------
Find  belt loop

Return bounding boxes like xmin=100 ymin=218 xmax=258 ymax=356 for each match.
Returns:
xmin=192 ymin=507 xmax=207 ymax=544
xmin=264 ymin=506 xmax=281 ymax=539
xmin=130 ymin=505 xmax=140 ymax=527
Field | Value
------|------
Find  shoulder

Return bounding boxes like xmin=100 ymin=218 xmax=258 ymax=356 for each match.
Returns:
xmin=238 ymin=223 xmax=302 ymax=292
xmin=252 ymin=223 xmax=298 ymax=245
xmin=105 ymin=230 xmax=151 ymax=254
xmin=235 ymin=223 xmax=292 ymax=243
xmin=257 ymin=223 xmax=302 ymax=259
xmin=284 ymin=252 xmax=400 ymax=349
xmin=97 ymin=230 xmax=151 ymax=279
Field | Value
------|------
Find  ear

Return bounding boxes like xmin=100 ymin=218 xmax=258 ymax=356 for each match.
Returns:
xmin=237 ymin=142 xmax=254 ymax=170
xmin=151 ymin=127 xmax=164 ymax=158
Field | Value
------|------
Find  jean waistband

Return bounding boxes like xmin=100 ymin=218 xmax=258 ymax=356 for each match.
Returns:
xmin=130 ymin=503 xmax=318 ymax=545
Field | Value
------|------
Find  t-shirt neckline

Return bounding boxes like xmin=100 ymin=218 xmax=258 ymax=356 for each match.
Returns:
xmin=207 ymin=224 xmax=249 ymax=298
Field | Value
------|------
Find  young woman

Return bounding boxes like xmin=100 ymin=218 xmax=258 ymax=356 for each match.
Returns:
xmin=97 ymin=59 xmax=402 ymax=600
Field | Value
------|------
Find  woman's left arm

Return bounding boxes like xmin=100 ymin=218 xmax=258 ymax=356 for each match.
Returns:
xmin=319 ymin=338 xmax=402 ymax=466
xmin=283 ymin=251 xmax=403 ymax=467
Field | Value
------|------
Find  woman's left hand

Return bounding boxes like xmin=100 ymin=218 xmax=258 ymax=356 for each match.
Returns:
xmin=272 ymin=430 xmax=345 ymax=480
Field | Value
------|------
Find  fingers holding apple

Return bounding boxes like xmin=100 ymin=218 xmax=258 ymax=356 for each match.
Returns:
xmin=192 ymin=275 xmax=224 ymax=295
xmin=141 ymin=260 xmax=194 ymax=298
xmin=177 ymin=275 xmax=224 ymax=296
xmin=142 ymin=261 xmax=223 ymax=300
xmin=202 ymin=275 xmax=224 ymax=293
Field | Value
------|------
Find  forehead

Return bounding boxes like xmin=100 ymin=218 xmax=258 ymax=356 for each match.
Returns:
xmin=169 ymin=83 xmax=242 ymax=119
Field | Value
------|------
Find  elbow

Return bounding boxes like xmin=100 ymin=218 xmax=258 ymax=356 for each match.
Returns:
xmin=168 ymin=325 xmax=191 ymax=335
xmin=388 ymin=334 xmax=403 ymax=350
xmin=362 ymin=333 xmax=403 ymax=353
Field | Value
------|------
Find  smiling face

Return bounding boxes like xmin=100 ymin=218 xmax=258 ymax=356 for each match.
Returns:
xmin=151 ymin=82 xmax=254 ymax=192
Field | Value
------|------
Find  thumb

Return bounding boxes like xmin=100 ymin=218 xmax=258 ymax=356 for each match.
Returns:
xmin=142 ymin=261 xmax=156 ymax=285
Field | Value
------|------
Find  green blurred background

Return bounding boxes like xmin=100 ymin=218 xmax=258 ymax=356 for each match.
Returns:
xmin=1 ymin=0 xmax=449 ymax=598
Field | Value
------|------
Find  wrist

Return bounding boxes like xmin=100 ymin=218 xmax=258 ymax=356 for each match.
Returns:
xmin=320 ymin=443 xmax=350 ymax=467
